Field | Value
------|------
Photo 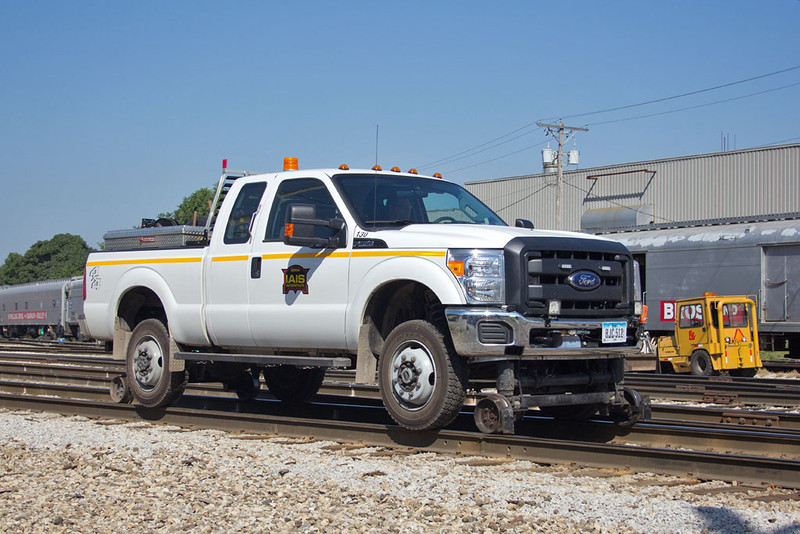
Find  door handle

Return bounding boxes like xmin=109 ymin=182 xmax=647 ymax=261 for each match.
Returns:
xmin=251 ymin=256 xmax=262 ymax=279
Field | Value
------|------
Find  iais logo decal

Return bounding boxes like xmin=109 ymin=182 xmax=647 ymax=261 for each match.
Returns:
xmin=566 ymin=270 xmax=601 ymax=291
xmin=282 ymin=264 xmax=310 ymax=294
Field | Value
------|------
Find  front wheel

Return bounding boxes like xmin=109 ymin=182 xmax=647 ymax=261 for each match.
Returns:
xmin=378 ymin=320 xmax=467 ymax=431
xmin=690 ymin=350 xmax=715 ymax=376
xmin=126 ymin=319 xmax=187 ymax=407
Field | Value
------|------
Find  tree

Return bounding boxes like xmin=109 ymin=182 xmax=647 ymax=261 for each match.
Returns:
xmin=160 ymin=186 xmax=215 ymax=225
xmin=0 ymin=234 xmax=93 ymax=285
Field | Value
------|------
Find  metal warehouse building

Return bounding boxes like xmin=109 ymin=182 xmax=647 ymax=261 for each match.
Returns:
xmin=464 ymin=143 xmax=800 ymax=231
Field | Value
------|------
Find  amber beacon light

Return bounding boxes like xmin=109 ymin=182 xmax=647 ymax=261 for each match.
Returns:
xmin=283 ymin=157 xmax=299 ymax=170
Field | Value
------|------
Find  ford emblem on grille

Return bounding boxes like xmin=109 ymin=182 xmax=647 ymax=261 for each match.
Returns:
xmin=567 ymin=270 xmax=602 ymax=291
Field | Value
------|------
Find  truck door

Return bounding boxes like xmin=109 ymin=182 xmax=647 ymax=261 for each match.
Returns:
xmin=247 ymin=177 xmax=350 ymax=350
xmin=204 ymin=181 xmax=267 ymax=347
xmin=676 ymin=300 xmax=708 ymax=356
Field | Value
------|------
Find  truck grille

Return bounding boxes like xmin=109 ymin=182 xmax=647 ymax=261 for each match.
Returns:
xmin=526 ymin=249 xmax=625 ymax=317
xmin=505 ymin=237 xmax=633 ymax=319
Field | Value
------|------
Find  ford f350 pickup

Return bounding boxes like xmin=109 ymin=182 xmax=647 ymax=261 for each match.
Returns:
xmin=83 ymin=158 xmax=649 ymax=433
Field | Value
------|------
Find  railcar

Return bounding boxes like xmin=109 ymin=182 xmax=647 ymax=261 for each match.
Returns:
xmin=0 ymin=277 xmax=85 ymax=339
xmin=599 ymin=216 xmax=800 ymax=357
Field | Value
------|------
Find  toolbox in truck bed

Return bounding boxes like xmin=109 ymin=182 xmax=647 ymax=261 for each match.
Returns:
xmin=103 ymin=225 xmax=207 ymax=251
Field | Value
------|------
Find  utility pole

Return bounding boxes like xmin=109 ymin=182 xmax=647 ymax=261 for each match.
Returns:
xmin=538 ymin=121 xmax=588 ymax=230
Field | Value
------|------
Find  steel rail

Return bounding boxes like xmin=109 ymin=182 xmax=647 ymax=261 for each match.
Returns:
xmin=624 ymin=374 xmax=800 ymax=406
xmin=2 ymin=357 xmax=800 ymax=432
xmin=1 ymin=378 xmax=799 ymax=461
xmin=0 ymin=339 xmax=109 ymax=355
xmin=762 ymin=359 xmax=800 ymax=372
xmin=1 ymin=391 xmax=798 ymax=489
xmin=624 ymin=372 xmax=800 ymax=391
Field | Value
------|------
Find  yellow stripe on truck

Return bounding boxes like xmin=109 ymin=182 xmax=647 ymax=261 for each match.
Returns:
xmin=86 ymin=257 xmax=203 ymax=267
xmin=351 ymin=250 xmax=446 ymax=258
xmin=87 ymin=250 xmax=446 ymax=267
xmin=260 ymin=252 xmax=351 ymax=260
xmin=261 ymin=250 xmax=445 ymax=259
xmin=211 ymin=255 xmax=249 ymax=262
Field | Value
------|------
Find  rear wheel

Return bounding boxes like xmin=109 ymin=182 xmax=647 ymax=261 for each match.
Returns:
xmin=690 ymin=350 xmax=715 ymax=376
xmin=263 ymin=366 xmax=325 ymax=403
xmin=378 ymin=320 xmax=467 ymax=431
xmin=126 ymin=319 xmax=187 ymax=407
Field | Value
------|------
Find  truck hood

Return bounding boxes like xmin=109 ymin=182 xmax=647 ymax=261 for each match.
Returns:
xmin=366 ymin=224 xmax=621 ymax=249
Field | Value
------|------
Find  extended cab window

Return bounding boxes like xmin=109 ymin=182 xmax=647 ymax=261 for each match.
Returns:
xmin=223 ymin=182 xmax=267 ymax=245
xmin=265 ymin=178 xmax=341 ymax=241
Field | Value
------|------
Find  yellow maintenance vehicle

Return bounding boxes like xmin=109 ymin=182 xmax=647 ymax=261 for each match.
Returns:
xmin=656 ymin=293 xmax=762 ymax=377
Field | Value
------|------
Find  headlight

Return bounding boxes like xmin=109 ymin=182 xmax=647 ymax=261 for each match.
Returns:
xmin=447 ymin=249 xmax=505 ymax=304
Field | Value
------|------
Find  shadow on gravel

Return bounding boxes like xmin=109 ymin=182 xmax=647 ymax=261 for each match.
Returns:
xmin=695 ymin=505 xmax=797 ymax=534
xmin=134 ymin=406 xmax=169 ymax=421
xmin=159 ymin=394 xmax=634 ymax=444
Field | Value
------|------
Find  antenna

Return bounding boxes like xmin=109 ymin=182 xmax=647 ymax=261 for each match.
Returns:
xmin=375 ymin=124 xmax=379 ymax=166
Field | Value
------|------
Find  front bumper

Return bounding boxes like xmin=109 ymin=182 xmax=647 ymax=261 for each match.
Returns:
xmin=445 ymin=307 xmax=641 ymax=361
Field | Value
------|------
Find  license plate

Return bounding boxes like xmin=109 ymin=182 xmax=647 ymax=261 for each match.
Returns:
xmin=602 ymin=321 xmax=627 ymax=344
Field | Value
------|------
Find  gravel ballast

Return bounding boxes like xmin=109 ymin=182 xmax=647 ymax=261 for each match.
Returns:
xmin=1 ymin=409 xmax=798 ymax=533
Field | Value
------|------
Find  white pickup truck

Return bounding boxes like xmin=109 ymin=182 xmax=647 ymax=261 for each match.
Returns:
xmin=83 ymin=159 xmax=649 ymax=433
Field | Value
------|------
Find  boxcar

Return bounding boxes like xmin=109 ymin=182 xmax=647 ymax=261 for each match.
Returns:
xmin=600 ymin=217 xmax=800 ymax=356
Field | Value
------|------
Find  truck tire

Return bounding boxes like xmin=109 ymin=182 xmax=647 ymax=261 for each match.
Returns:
xmin=690 ymin=349 xmax=714 ymax=376
xmin=263 ymin=366 xmax=325 ymax=403
xmin=378 ymin=320 xmax=467 ymax=431
xmin=126 ymin=319 xmax=187 ymax=408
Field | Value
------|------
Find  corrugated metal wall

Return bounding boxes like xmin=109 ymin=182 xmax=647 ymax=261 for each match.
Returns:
xmin=465 ymin=144 xmax=800 ymax=230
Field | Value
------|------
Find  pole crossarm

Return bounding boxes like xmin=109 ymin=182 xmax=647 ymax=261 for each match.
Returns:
xmin=536 ymin=122 xmax=589 ymax=230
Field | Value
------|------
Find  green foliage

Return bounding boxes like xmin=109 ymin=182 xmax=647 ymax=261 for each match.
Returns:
xmin=160 ymin=186 xmax=215 ymax=225
xmin=0 ymin=234 xmax=92 ymax=285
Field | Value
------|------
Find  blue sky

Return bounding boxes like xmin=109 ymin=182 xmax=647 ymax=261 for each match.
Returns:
xmin=1 ymin=1 xmax=798 ymax=262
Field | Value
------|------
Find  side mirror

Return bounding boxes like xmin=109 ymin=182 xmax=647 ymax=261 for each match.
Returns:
xmin=283 ymin=204 xmax=345 ymax=249
xmin=515 ymin=219 xmax=534 ymax=229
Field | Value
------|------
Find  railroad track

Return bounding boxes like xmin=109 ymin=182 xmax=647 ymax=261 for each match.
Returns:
xmin=0 ymin=338 xmax=110 ymax=355
xmin=1 ymin=354 xmax=799 ymax=488
xmin=763 ymin=358 xmax=800 ymax=372
xmin=3 ymin=355 xmax=799 ymax=408
xmin=623 ymin=373 xmax=800 ymax=406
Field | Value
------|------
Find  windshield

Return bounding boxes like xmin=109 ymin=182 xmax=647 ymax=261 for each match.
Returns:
xmin=332 ymin=174 xmax=507 ymax=229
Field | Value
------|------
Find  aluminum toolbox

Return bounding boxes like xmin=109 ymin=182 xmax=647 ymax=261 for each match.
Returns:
xmin=103 ymin=226 xmax=207 ymax=251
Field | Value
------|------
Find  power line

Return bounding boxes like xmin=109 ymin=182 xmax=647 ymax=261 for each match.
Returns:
xmin=420 ymin=122 xmax=542 ymax=169
xmin=757 ymin=135 xmax=800 ymax=147
xmin=426 ymin=65 xmax=799 ymax=173
xmin=588 ymin=81 xmax=800 ymax=127
xmin=420 ymin=127 xmax=541 ymax=171
xmin=494 ymin=182 xmax=553 ymax=215
xmin=547 ymin=65 xmax=800 ymax=122
xmin=439 ymin=139 xmax=550 ymax=175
